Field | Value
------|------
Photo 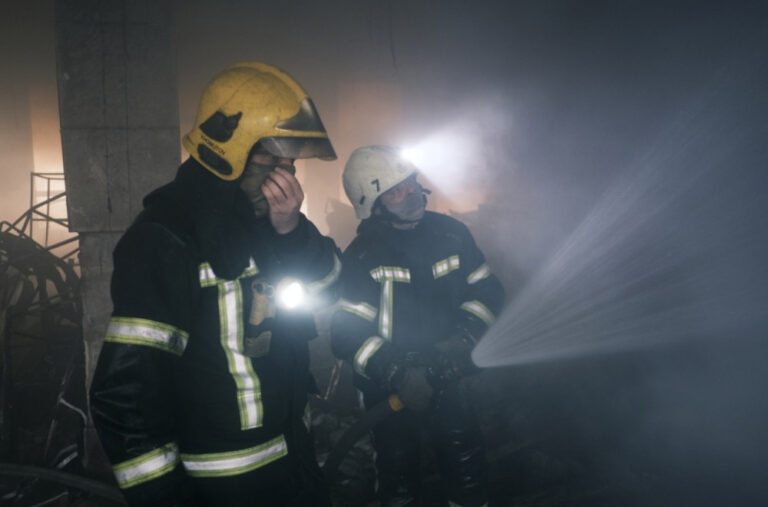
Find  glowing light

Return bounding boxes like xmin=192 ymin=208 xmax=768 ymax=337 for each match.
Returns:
xmin=396 ymin=122 xmax=485 ymax=195
xmin=276 ymin=279 xmax=305 ymax=310
xmin=396 ymin=98 xmax=514 ymax=211
xmin=400 ymin=146 xmax=427 ymax=168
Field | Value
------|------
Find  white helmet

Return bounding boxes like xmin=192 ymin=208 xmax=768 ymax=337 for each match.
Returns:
xmin=343 ymin=145 xmax=419 ymax=219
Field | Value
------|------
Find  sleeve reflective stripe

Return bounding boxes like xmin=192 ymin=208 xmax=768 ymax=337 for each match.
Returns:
xmin=219 ymin=280 xmax=263 ymax=430
xmin=432 ymin=255 xmax=460 ymax=279
xmin=307 ymin=254 xmax=342 ymax=295
xmin=460 ymin=300 xmax=496 ymax=326
xmin=105 ymin=317 xmax=189 ymax=355
xmin=181 ymin=434 xmax=288 ymax=478
xmin=302 ymin=402 xmax=311 ymax=431
xmin=112 ymin=442 xmax=179 ymax=489
xmin=370 ymin=266 xmax=411 ymax=283
xmin=338 ymin=299 xmax=378 ymax=322
xmin=199 ymin=258 xmax=259 ymax=287
xmin=353 ymin=336 xmax=385 ymax=377
xmin=467 ymin=263 xmax=491 ymax=284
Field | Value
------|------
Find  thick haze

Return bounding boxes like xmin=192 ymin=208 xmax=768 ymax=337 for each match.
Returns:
xmin=2 ymin=1 xmax=767 ymax=501
xmin=4 ymin=2 xmax=765 ymax=253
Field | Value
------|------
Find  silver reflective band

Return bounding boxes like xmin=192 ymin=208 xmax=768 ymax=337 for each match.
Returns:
xmin=181 ymin=435 xmax=288 ymax=477
xmin=199 ymin=262 xmax=217 ymax=286
xmin=370 ymin=266 xmax=410 ymax=340
xmin=106 ymin=317 xmax=188 ymax=355
xmin=303 ymin=403 xmax=311 ymax=431
xmin=354 ymin=336 xmax=385 ymax=377
xmin=219 ymin=280 xmax=263 ymax=430
xmin=113 ymin=442 xmax=179 ymax=489
xmin=307 ymin=254 xmax=342 ymax=295
xmin=379 ymin=280 xmax=394 ymax=339
xmin=460 ymin=300 xmax=496 ymax=326
xmin=200 ymin=258 xmax=259 ymax=287
xmin=432 ymin=255 xmax=460 ymax=279
xmin=370 ymin=266 xmax=411 ymax=283
xmin=467 ymin=263 xmax=491 ymax=284
xmin=339 ymin=299 xmax=378 ymax=322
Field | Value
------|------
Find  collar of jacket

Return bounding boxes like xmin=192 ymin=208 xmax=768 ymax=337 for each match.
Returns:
xmin=357 ymin=211 xmax=434 ymax=237
xmin=142 ymin=157 xmax=270 ymax=280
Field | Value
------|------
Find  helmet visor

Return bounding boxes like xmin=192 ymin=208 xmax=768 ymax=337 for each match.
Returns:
xmin=260 ymin=136 xmax=337 ymax=161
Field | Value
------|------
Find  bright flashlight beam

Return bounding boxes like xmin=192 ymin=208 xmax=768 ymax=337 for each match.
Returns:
xmin=397 ymin=98 xmax=513 ymax=195
xmin=399 ymin=133 xmax=469 ymax=193
xmin=277 ymin=280 xmax=305 ymax=310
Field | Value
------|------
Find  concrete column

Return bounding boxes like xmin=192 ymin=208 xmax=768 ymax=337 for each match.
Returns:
xmin=54 ymin=0 xmax=179 ymax=389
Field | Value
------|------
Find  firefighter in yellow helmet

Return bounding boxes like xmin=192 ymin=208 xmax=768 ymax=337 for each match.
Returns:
xmin=90 ymin=62 xmax=340 ymax=506
xmin=332 ymin=146 xmax=505 ymax=507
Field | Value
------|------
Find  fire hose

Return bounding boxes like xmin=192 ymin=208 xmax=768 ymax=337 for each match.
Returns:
xmin=321 ymin=393 xmax=404 ymax=483
xmin=321 ymin=351 xmax=467 ymax=483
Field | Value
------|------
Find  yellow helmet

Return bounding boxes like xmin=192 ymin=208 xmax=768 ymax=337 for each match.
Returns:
xmin=182 ymin=61 xmax=336 ymax=181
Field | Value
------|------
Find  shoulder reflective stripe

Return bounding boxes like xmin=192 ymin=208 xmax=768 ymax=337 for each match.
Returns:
xmin=449 ymin=502 xmax=487 ymax=507
xmin=353 ymin=336 xmax=385 ymax=377
xmin=199 ymin=262 xmax=215 ymax=286
xmin=432 ymin=255 xmax=460 ymax=279
xmin=467 ymin=263 xmax=491 ymax=284
xmin=112 ymin=442 xmax=179 ymax=489
xmin=200 ymin=258 xmax=260 ymax=287
xmin=307 ymin=254 xmax=341 ymax=295
xmin=106 ymin=317 xmax=188 ymax=355
xmin=370 ymin=266 xmax=411 ymax=283
xmin=181 ymin=435 xmax=288 ymax=478
xmin=240 ymin=258 xmax=260 ymax=279
xmin=219 ymin=280 xmax=263 ymax=430
xmin=460 ymin=300 xmax=496 ymax=326
xmin=339 ymin=299 xmax=378 ymax=322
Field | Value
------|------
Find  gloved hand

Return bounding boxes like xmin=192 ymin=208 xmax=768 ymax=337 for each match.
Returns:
xmin=433 ymin=334 xmax=473 ymax=361
xmin=432 ymin=334 xmax=478 ymax=379
xmin=393 ymin=366 xmax=434 ymax=413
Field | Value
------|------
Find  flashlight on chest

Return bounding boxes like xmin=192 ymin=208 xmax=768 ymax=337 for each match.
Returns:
xmin=244 ymin=277 xmax=309 ymax=358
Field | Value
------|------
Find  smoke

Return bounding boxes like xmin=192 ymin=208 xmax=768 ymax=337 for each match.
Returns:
xmin=473 ymin=58 xmax=768 ymax=367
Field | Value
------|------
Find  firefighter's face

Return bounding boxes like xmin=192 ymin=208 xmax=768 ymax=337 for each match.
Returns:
xmin=379 ymin=174 xmax=426 ymax=222
xmin=380 ymin=175 xmax=418 ymax=206
xmin=240 ymin=152 xmax=296 ymax=216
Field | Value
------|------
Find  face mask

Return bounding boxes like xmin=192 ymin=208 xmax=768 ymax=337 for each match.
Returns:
xmin=239 ymin=161 xmax=295 ymax=217
xmin=383 ymin=191 xmax=426 ymax=222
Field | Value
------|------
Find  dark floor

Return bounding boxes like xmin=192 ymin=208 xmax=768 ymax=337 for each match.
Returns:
xmin=3 ymin=331 xmax=767 ymax=506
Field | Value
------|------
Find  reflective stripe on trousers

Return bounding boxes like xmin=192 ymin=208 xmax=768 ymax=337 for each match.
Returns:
xmin=181 ymin=434 xmax=288 ymax=478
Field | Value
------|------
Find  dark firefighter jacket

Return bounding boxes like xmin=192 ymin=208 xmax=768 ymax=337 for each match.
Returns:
xmin=330 ymin=211 xmax=505 ymax=393
xmin=89 ymin=159 xmax=340 ymax=505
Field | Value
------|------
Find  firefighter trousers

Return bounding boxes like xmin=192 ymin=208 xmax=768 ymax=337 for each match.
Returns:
xmin=368 ymin=382 xmax=488 ymax=507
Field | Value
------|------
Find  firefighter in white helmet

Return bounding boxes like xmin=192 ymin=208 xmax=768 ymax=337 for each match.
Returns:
xmin=331 ymin=145 xmax=505 ymax=506
xmin=90 ymin=62 xmax=340 ymax=506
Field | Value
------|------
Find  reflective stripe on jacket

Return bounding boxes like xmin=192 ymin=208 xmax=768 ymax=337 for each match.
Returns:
xmin=331 ymin=211 xmax=505 ymax=385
